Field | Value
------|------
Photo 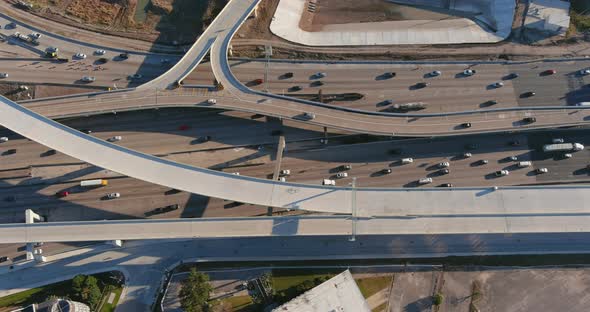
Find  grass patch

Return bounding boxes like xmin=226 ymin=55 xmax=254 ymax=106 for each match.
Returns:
xmin=99 ymin=286 xmax=123 ymax=312
xmin=0 ymin=271 xmax=123 ymax=310
xmin=372 ymin=302 xmax=388 ymax=312
xmin=271 ymin=269 xmax=339 ymax=292
xmin=355 ymin=275 xmax=393 ymax=299
xmin=220 ymin=295 xmax=258 ymax=312
xmin=571 ymin=0 xmax=590 ymax=32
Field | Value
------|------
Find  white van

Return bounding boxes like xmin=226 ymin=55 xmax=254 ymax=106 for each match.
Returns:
xmin=418 ymin=177 xmax=433 ymax=184
xmin=401 ymin=158 xmax=414 ymax=164
xmin=517 ymin=161 xmax=531 ymax=168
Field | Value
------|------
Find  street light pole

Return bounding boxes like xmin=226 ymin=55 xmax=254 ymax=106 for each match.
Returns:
xmin=349 ymin=177 xmax=357 ymax=242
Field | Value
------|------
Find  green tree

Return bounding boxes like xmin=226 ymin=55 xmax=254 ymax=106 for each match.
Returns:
xmin=179 ymin=268 xmax=212 ymax=312
xmin=71 ymin=274 xmax=102 ymax=308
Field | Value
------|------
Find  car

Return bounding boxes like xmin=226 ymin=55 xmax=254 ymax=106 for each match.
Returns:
xmin=158 ymin=204 xmax=179 ymax=213
xmin=438 ymin=168 xmax=450 ymax=175
xmin=478 ymin=159 xmax=489 ymax=165
xmin=580 ymin=69 xmax=590 ymax=76
xmin=33 ymin=242 xmax=44 ymax=247
xmin=418 ymin=177 xmax=433 ymax=184
xmin=44 ymin=149 xmax=57 ymax=156
xmin=30 ymin=32 xmax=41 ymax=39
xmin=193 ymin=135 xmax=211 ymax=143
xmin=46 ymin=46 xmax=58 ymax=53
xmin=119 ymin=52 xmax=129 ymax=59
xmin=463 ymin=69 xmax=476 ymax=76
xmin=178 ymin=125 xmax=190 ymax=131
xmin=340 ymin=164 xmax=352 ymax=171
xmin=429 ymin=70 xmax=441 ymax=77
xmin=0 ymin=137 xmax=7 ymax=143
xmin=81 ymin=76 xmax=95 ymax=82
xmin=107 ymin=192 xmax=121 ymax=199
xmin=289 ymin=86 xmax=302 ymax=92
xmin=552 ymin=138 xmax=564 ymax=144
xmin=463 ymin=152 xmax=472 ymax=158
xmin=495 ymin=170 xmax=509 ymax=177
xmin=232 ymin=172 xmax=240 ymax=176
xmin=129 ymin=74 xmax=143 ymax=80
xmin=509 ymin=140 xmax=520 ymax=146
xmin=517 ymin=161 xmax=532 ymax=168
xmin=314 ymin=72 xmax=327 ymax=79
xmin=322 ymin=179 xmax=336 ymax=186
xmin=438 ymin=162 xmax=450 ymax=168
xmin=438 ymin=183 xmax=453 ymax=188
xmin=280 ymin=169 xmax=291 ymax=176
xmin=207 ymin=98 xmax=217 ymax=105
xmin=414 ymin=82 xmax=429 ymax=89
xmin=284 ymin=72 xmax=294 ymax=78
xmin=492 ymin=82 xmax=504 ymax=88
xmin=4 ymin=149 xmax=16 ymax=155
xmin=107 ymin=136 xmax=122 ymax=142
xmin=80 ymin=129 xmax=92 ymax=134
xmin=564 ymin=153 xmax=573 ymax=159
xmin=381 ymin=99 xmax=394 ymax=106
xmin=278 ymin=177 xmax=286 ymax=182
xmin=311 ymin=81 xmax=324 ymax=87
xmin=6 ymin=22 xmax=16 ymax=29
xmin=95 ymin=49 xmax=106 ymax=55
xmin=481 ymin=100 xmax=497 ymax=106
xmin=383 ymin=72 xmax=396 ymax=78
xmin=381 ymin=168 xmax=392 ymax=174
xmin=543 ymin=69 xmax=556 ymax=75
xmin=506 ymin=73 xmax=519 ymax=79
xmin=521 ymin=91 xmax=536 ymax=98
xmin=523 ymin=117 xmax=536 ymax=123
xmin=536 ymin=168 xmax=548 ymax=174
xmin=507 ymin=155 xmax=518 ymax=161
xmin=336 ymin=172 xmax=348 ymax=178
xmin=0 ymin=256 xmax=9 ymax=263
xmin=303 ymin=112 xmax=316 ymax=120
xmin=401 ymin=158 xmax=414 ymax=164
xmin=460 ymin=122 xmax=472 ymax=128
xmin=0 ymin=73 xmax=8 ymax=78
xmin=96 ymin=57 xmax=108 ymax=64
xmin=74 ymin=53 xmax=87 ymax=59
xmin=56 ymin=191 xmax=69 ymax=198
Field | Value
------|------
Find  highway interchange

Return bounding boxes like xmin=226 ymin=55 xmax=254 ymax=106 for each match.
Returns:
xmin=0 ymin=0 xmax=590 ymax=308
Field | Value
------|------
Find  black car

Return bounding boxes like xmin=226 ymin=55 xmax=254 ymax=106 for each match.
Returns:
xmin=311 ymin=81 xmax=324 ymax=87
xmin=284 ymin=72 xmax=294 ymax=78
xmin=96 ymin=57 xmax=108 ymax=64
xmin=3 ymin=149 xmax=16 ymax=155
xmin=461 ymin=122 xmax=472 ymax=128
xmin=414 ymin=82 xmax=429 ymax=89
xmin=289 ymin=85 xmax=302 ymax=92
xmin=384 ymin=72 xmax=396 ymax=78
xmin=80 ymin=129 xmax=92 ymax=134
xmin=481 ymin=100 xmax=498 ymax=106
xmin=523 ymin=117 xmax=537 ymax=123
xmin=438 ymin=183 xmax=453 ymax=187
xmin=521 ymin=91 xmax=536 ymax=98
xmin=438 ymin=169 xmax=450 ymax=175
xmin=381 ymin=168 xmax=392 ymax=174
xmin=0 ymin=256 xmax=9 ymax=263
xmin=506 ymin=73 xmax=519 ymax=79
xmin=154 ymin=204 xmax=179 ymax=214
xmin=119 ymin=52 xmax=129 ymax=59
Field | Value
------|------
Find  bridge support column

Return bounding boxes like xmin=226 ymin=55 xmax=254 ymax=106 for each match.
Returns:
xmin=108 ymin=240 xmax=123 ymax=247
xmin=33 ymin=249 xmax=46 ymax=263
xmin=25 ymin=209 xmax=45 ymax=261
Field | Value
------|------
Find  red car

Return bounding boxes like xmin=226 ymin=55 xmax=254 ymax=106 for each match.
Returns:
xmin=543 ymin=69 xmax=556 ymax=75
xmin=253 ymin=78 xmax=263 ymax=85
xmin=178 ymin=125 xmax=190 ymax=131
xmin=56 ymin=191 xmax=69 ymax=198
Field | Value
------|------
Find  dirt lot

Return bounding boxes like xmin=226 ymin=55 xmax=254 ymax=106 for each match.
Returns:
xmin=300 ymin=0 xmax=457 ymax=32
xmin=13 ymin=0 xmax=227 ymax=44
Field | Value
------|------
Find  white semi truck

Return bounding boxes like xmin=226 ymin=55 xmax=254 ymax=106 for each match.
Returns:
xmin=80 ymin=179 xmax=108 ymax=187
xmin=542 ymin=143 xmax=584 ymax=153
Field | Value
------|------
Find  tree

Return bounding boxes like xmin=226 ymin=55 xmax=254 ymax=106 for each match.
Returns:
xmin=180 ymin=268 xmax=212 ymax=312
xmin=71 ymin=274 xmax=102 ymax=308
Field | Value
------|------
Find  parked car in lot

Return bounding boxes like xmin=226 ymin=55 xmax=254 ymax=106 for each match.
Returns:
xmin=107 ymin=192 xmax=121 ymax=199
xmin=495 ymin=170 xmax=510 ymax=177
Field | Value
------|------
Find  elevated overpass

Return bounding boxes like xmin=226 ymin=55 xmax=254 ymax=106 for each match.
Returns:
xmin=4 ymin=213 xmax=590 ymax=244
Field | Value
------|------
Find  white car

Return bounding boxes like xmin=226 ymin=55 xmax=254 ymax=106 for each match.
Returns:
xmin=0 ymin=73 xmax=7 ymax=78
xmin=315 ymin=72 xmax=327 ymax=78
xmin=438 ymin=162 xmax=450 ymax=168
xmin=322 ymin=179 xmax=336 ymax=186
xmin=536 ymin=168 xmax=548 ymax=174
xmin=30 ymin=33 xmax=41 ymax=39
xmin=107 ymin=135 xmax=122 ymax=142
xmin=303 ymin=112 xmax=316 ymax=120
xmin=492 ymin=82 xmax=504 ymax=88
xmin=81 ymin=76 xmax=95 ymax=82
xmin=418 ymin=177 xmax=433 ymax=184
xmin=580 ymin=69 xmax=590 ymax=76
xmin=107 ymin=192 xmax=121 ymax=199
xmin=429 ymin=70 xmax=441 ymax=77
xmin=0 ymin=137 xmax=8 ymax=143
xmin=74 ymin=53 xmax=87 ymax=59
xmin=564 ymin=153 xmax=573 ymax=159
xmin=231 ymin=172 xmax=240 ymax=176
xmin=207 ymin=99 xmax=217 ymax=105
xmin=463 ymin=69 xmax=475 ymax=76
xmin=401 ymin=158 xmax=414 ymax=164
xmin=95 ymin=49 xmax=106 ymax=55
xmin=336 ymin=172 xmax=348 ymax=178
xmin=463 ymin=152 xmax=472 ymax=158
xmin=495 ymin=170 xmax=510 ymax=177
xmin=552 ymin=138 xmax=564 ymax=143
xmin=278 ymin=177 xmax=286 ymax=182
